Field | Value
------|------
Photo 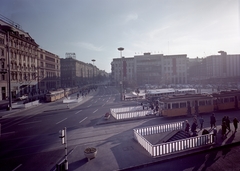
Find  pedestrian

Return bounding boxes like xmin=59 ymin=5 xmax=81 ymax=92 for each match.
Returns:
xmin=185 ymin=120 xmax=190 ymax=134
xmin=221 ymin=121 xmax=227 ymax=139
xmin=191 ymin=121 xmax=198 ymax=136
xmin=233 ymin=117 xmax=239 ymax=132
xmin=225 ymin=116 xmax=231 ymax=131
xmin=213 ymin=127 xmax=218 ymax=143
xmin=222 ymin=116 xmax=226 ymax=124
xmin=210 ymin=113 xmax=216 ymax=128
xmin=199 ymin=115 xmax=204 ymax=130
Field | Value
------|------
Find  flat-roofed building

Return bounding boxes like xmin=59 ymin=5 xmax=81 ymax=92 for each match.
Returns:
xmin=38 ymin=48 xmax=61 ymax=93
xmin=111 ymin=52 xmax=188 ymax=87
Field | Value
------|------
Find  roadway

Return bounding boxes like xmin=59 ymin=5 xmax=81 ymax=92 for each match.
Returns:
xmin=0 ymin=85 xmax=127 ymax=171
xmin=1 ymin=86 xmax=240 ymax=171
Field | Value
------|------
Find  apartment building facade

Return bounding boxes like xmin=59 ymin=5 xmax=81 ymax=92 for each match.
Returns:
xmin=111 ymin=53 xmax=188 ymax=87
xmin=60 ymin=57 xmax=100 ymax=88
xmin=202 ymin=51 xmax=240 ymax=83
xmin=38 ymin=48 xmax=61 ymax=93
xmin=0 ymin=21 xmax=39 ymax=100
xmin=0 ymin=17 xmax=62 ymax=100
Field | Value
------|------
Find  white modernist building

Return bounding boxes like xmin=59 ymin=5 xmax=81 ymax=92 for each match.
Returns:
xmin=111 ymin=52 xmax=188 ymax=86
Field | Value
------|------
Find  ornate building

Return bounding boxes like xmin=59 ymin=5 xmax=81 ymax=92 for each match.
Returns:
xmin=0 ymin=16 xmax=61 ymax=101
xmin=0 ymin=21 xmax=39 ymax=100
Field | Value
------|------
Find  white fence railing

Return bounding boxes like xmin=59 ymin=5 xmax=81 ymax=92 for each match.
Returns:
xmin=63 ymin=97 xmax=83 ymax=104
xmin=135 ymin=121 xmax=184 ymax=136
xmin=112 ymin=110 xmax=153 ymax=120
xmin=110 ymin=106 xmax=142 ymax=113
xmin=110 ymin=106 xmax=154 ymax=120
xmin=12 ymin=100 xmax=40 ymax=109
xmin=134 ymin=121 xmax=215 ymax=157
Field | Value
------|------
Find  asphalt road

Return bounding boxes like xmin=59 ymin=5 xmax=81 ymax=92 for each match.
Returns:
xmin=0 ymin=85 xmax=132 ymax=171
xmin=1 ymin=86 xmax=240 ymax=171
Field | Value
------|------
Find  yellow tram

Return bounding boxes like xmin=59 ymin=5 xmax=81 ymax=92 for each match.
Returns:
xmin=159 ymin=94 xmax=214 ymax=117
xmin=212 ymin=90 xmax=240 ymax=111
xmin=158 ymin=90 xmax=240 ymax=117
xmin=45 ymin=90 xmax=65 ymax=102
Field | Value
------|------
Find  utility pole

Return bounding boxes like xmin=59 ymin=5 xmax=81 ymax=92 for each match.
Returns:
xmin=118 ymin=47 xmax=124 ymax=101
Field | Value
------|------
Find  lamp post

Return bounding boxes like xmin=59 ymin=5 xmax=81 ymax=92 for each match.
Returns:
xmin=91 ymin=59 xmax=95 ymax=84
xmin=118 ymin=47 xmax=124 ymax=101
xmin=2 ymin=26 xmax=12 ymax=110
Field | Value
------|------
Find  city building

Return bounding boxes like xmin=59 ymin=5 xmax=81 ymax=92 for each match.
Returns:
xmin=38 ymin=48 xmax=61 ymax=93
xmin=0 ymin=19 xmax=39 ymax=100
xmin=202 ymin=51 xmax=240 ymax=84
xmin=111 ymin=53 xmax=188 ymax=87
xmin=111 ymin=57 xmax=135 ymax=88
xmin=188 ymin=51 xmax=240 ymax=85
xmin=60 ymin=57 xmax=100 ymax=88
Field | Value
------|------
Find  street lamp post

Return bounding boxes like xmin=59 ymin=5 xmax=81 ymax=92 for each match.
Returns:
xmin=118 ymin=47 xmax=124 ymax=101
xmin=91 ymin=59 xmax=96 ymax=84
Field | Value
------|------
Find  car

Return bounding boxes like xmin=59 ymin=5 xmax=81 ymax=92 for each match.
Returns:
xmin=18 ymin=94 xmax=28 ymax=100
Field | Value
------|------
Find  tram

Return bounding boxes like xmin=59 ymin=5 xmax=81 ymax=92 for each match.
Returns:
xmin=45 ymin=89 xmax=65 ymax=102
xmin=159 ymin=94 xmax=213 ymax=117
xmin=213 ymin=90 xmax=240 ymax=111
xmin=159 ymin=90 xmax=240 ymax=117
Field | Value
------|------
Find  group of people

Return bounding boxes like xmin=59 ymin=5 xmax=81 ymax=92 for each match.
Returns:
xmin=221 ymin=115 xmax=239 ymax=139
xmin=185 ymin=113 xmax=239 ymax=139
xmin=185 ymin=118 xmax=199 ymax=136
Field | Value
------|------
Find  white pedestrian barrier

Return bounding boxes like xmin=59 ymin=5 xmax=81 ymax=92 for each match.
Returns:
xmin=133 ymin=121 xmax=215 ymax=157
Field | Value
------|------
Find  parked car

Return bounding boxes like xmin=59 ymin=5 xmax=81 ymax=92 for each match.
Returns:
xmin=18 ymin=94 xmax=28 ymax=100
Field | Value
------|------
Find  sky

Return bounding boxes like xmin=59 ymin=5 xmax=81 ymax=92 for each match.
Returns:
xmin=0 ymin=0 xmax=239 ymax=73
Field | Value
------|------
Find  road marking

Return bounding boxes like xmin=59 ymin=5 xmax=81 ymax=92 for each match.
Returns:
xmin=93 ymin=109 xmax=98 ymax=113
xmin=56 ymin=118 xmax=67 ymax=124
xmin=75 ymin=110 xmax=82 ymax=114
xmin=87 ymin=104 xmax=92 ymax=107
xmin=102 ymin=104 xmax=105 ymax=107
xmin=12 ymin=164 xmax=22 ymax=171
xmin=79 ymin=117 xmax=87 ymax=123
xmin=18 ymin=121 xmax=42 ymax=125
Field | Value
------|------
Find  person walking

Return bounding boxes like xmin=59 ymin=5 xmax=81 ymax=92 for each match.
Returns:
xmin=233 ymin=117 xmax=239 ymax=132
xmin=191 ymin=120 xmax=198 ymax=136
xmin=199 ymin=115 xmax=204 ymax=130
xmin=221 ymin=121 xmax=227 ymax=139
xmin=225 ymin=116 xmax=231 ymax=132
xmin=185 ymin=120 xmax=190 ymax=134
xmin=210 ymin=113 xmax=216 ymax=129
xmin=222 ymin=116 xmax=226 ymax=124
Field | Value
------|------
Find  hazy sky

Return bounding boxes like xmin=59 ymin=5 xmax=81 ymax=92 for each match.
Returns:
xmin=1 ymin=0 xmax=239 ymax=72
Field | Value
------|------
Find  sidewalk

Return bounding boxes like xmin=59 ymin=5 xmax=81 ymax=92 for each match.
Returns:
xmin=65 ymin=120 xmax=240 ymax=171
